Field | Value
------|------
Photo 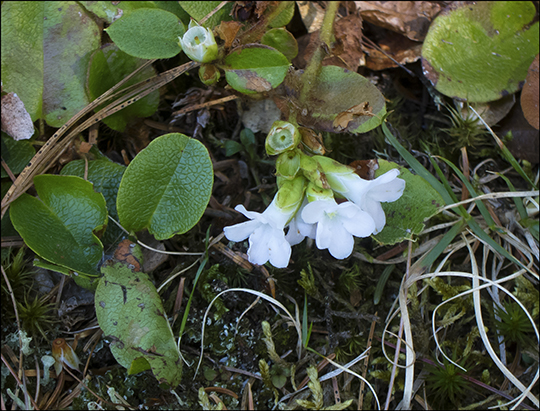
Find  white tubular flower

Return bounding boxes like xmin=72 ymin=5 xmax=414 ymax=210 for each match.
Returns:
xmin=285 ymin=197 xmax=316 ymax=246
xmin=178 ymin=20 xmax=218 ymax=63
xmin=224 ymin=177 xmax=306 ymax=268
xmin=315 ymin=157 xmax=405 ymax=234
xmin=302 ymin=199 xmax=375 ymax=259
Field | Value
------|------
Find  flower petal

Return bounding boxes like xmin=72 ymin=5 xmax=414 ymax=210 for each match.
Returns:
xmin=327 ymin=227 xmax=355 ymax=259
xmin=267 ymin=230 xmax=292 ymax=268
xmin=368 ymin=177 xmax=405 ymax=202
xmin=315 ymin=216 xmax=335 ymax=251
xmin=234 ymin=204 xmax=263 ymax=220
xmin=343 ymin=210 xmax=376 ymax=237
xmin=247 ymin=226 xmax=271 ymax=265
xmin=362 ymin=198 xmax=386 ymax=233
xmin=285 ymin=217 xmax=305 ymax=246
xmin=302 ymin=200 xmax=335 ymax=224
xmin=224 ymin=219 xmax=261 ymax=242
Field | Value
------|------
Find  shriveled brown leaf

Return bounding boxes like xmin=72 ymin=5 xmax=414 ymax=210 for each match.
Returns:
xmin=215 ymin=21 xmax=243 ymax=49
xmin=333 ymin=102 xmax=374 ymax=131
xmin=1 ymin=92 xmax=34 ymax=140
xmin=349 ymin=159 xmax=379 ymax=180
xmin=363 ymin=33 xmax=423 ymax=70
xmin=333 ymin=14 xmax=365 ymax=71
xmin=355 ymin=1 xmax=443 ymax=41
xmin=297 ymin=1 xmax=325 ymax=33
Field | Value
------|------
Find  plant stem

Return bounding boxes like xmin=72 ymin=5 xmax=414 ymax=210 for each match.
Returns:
xmin=298 ymin=1 xmax=340 ymax=105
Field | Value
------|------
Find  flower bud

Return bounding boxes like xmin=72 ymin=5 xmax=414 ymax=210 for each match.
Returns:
xmin=265 ymin=121 xmax=301 ymax=156
xmin=276 ymin=149 xmax=301 ymax=179
xmin=305 ymin=182 xmax=334 ymax=203
xmin=299 ymin=153 xmax=330 ymax=189
xmin=199 ymin=63 xmax=220 ymax=85
xmin=178 ymin=20 xmax=218 ymax=63
xmin=299 ymin=127 xmax=326 ymax=155
xmin=274 ymin=175 xmax=306 ymax=216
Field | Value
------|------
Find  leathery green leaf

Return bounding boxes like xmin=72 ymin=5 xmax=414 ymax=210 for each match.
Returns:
xmin=106 ymin=8 xmax=185 ymax=59
xmin=9 ymin=175 xmax=107 ymax=278
xmin=87 ymin=44 xmax=159 ymax=132
xmin=1 ymin=1 xmax=100 ymax=127
xmin=422 ymin=1 xmax=539 ymax=102
xmin=1 ymin=133 xmax=36 ymax=178
xmin=223 ymin=45 xmax=290 ymax=95
xmin=61 ymin=158 xmax=126 ymax=245
xmin=95 ymin=262 xmax=182 ymax=387
xmin=297 ymin=65 xmax=386 ymax=134
xmin=117 ymin=133 xmax=213 ymax=240
xmin=374 ymin=160 xmax=445 ymax=246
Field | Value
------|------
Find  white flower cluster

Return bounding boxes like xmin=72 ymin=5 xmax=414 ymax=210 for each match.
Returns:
xmin=224 ymin=123 xmax=405 ymax=268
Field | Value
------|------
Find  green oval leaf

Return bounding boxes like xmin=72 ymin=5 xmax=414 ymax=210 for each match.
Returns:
xmin=1 ymin=1 xmax=100 ymax=127
xmin=9 ymin=175 xmax=108 ymax=277
xmin=297 ymin=65 xmax=386 ymax=134
xmin=61 ymin=158 xmax=126 ymax=245
xmin=106 ymin=8 xmax=185 ymax=59
xmin=1 ymin=133 xmax=36 ymax=178
xmin=422 ymin=1 xmax=539 ymax=102
xmin=87 ymin=44 xmax=159 ymax=132
xmin=261 ymin=28 xmax=298 ymax=62
xmin=374 ymin=160 xmax=444 ymax=246
xmin=223 ymin=45 xmax=290 ymax=95
xmin=95 ymin=262 xmax=182 ymax=387
xmin=117 ymin=133 xmax=213 ymax=240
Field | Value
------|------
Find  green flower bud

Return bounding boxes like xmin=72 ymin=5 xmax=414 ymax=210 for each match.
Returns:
xmin=305 ymin=182 xmax=334 ymax=203
xmin=300 ymin=153 xmax=330 ymax=189
xmin=265 ymin=121 xmax=301 ymax=156
xmin=274 ymin=175 xmax=306 ymax=217
xmin=311 ymin=155 xmax=355 ymax=192
xmin=198 ymin=63 xmax=220 ymax=86
xmin=276 ymin=149 xmax=301 ymax=179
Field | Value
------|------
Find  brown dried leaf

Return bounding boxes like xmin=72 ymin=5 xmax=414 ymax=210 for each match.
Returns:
xmin=349 ymin=159 xmax=379 ymax=180
xmin=363 ymin=34 xmax=422 ymax=70
xmin=215 ymin=21 xmax=243 ymax=49
xmin=333 ymin=14 xmax=364 ymax=72
xmin=333 ymin=102 xmax=374 ymax=131
xmin=355 ymin=1 xmax=443 ymax=41
xmin=1 ymin=92 xmax=34 ymax=140
xmin=297 ymin=1 xmax=325 ymax=33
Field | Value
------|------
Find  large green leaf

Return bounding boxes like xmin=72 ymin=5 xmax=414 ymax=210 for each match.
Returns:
xmin=9 ymin=175 xmax=107 ymax=278
xmin=1 ymin=1 xmax=100 ymax=127
xmin=374 ymin=160 xmax=444 ymax=246
xmin=87 ymin=44 xmax=159 ymax=131
xmin=422 ymin=1 xmax=539 ymax=102
xmin=61 ymin=158 xmax=126 ymax=245
xmin=106 ymin=8 xmax=185 ymax=59
xmin=117 ymin=133 xmax=213 ymax=240
xmin=95 ymin=261 xmax=182 ymax=387
xmin=297 ymin=65 xmax=386 ymax=134
xmin=222 ymin=45 xmax=290 ymax=95
xmin=1 ymin=134 xmax=35 ymax=178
